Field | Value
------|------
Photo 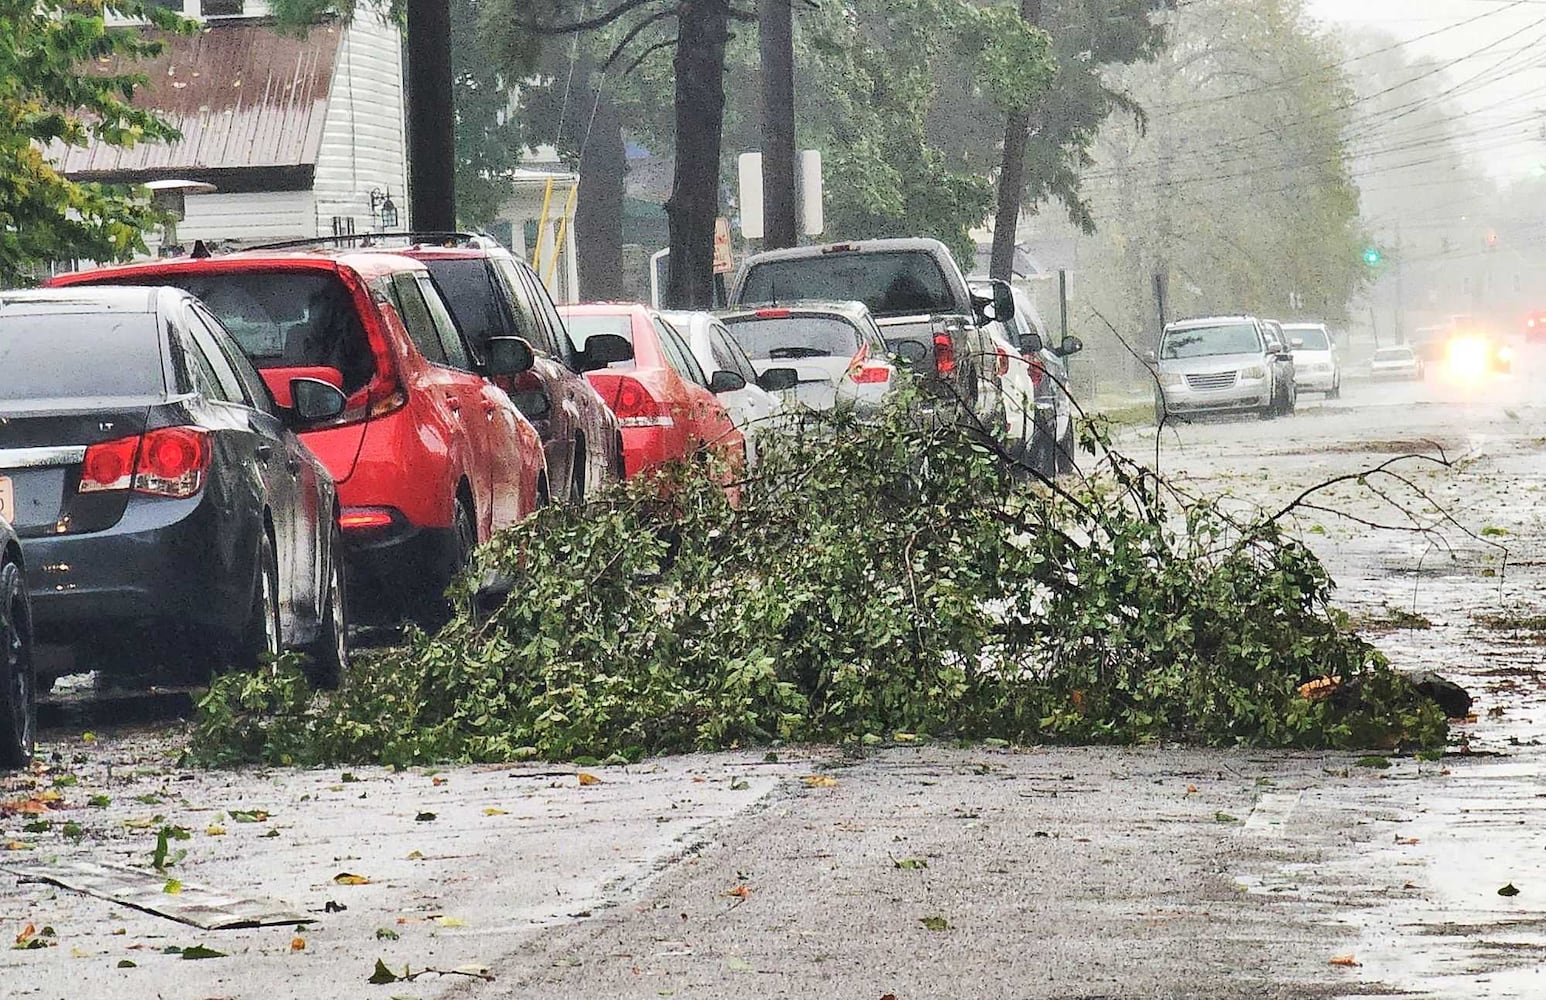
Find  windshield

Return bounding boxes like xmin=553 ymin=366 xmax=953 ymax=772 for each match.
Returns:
xmin=1161 ymin=323 xmax=1262 ymax=360
xmin=111 ymin=272 xmax=377 ymax=395
xmin=0 ymin=312 xmax=164 ymax=400
xmin=1287 ymin=326 xmax=1330 ymax=350
xmin=739 ymin=251 xmax=953 ymax=317
xmin=722 ymin=315 xmax=865 ymax=360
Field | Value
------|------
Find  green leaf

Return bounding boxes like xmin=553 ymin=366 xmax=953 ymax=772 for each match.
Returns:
xmin=178 ymin=945 xmax=227 ymax=960
xmin=893 ymin=858 xmax=928 ymax=870
xmin=117 ymin=959 xmax=136 ymax=968
xmin=920 ymin=915 xmax=950 ymax=932
xmin=369 ymin=958 xmax=402 ymax=984
xmin=1355 ymin=756 xmax=1392 ymax=769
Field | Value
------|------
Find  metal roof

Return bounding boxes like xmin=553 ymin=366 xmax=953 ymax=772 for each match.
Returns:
xmin=51 ymin=20 xmax=342 ymax=178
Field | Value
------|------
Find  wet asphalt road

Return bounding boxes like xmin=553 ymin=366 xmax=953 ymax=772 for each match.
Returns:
xmin=2 ymin=349 xmax=1545 ymax=998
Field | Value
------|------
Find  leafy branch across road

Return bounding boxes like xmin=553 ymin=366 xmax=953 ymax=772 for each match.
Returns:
xmin=191 ymin=392 xmax=1446 ymax=768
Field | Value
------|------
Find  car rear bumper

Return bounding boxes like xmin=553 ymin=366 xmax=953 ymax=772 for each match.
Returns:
xmin=1294 ymin=370 xmax=1337 ymax=391
xmin=21 ymin=493 xmax=252 ymax=643
xmin=620 ymin=425 xmax=689 ymax=478
xmin=338 ymin=512 xmax=459 ymax=617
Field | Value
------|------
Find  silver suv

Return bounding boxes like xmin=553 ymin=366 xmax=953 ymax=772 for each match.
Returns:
xmin=1152 ymin=316 xmax=1296 ymax=423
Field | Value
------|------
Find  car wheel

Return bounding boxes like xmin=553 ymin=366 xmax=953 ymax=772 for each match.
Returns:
xmin=304 ymin=527 xmax=348 ymax=690
xmin=236 ymin=530 xmax=281 ymax=673
xmin=1327 ymin=377 xmax=1341 ymax=400
xmin=0 ymin=556 xmax=36 ymax=769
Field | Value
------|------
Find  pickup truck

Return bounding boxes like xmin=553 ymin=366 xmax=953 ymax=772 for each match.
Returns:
xmin=727 ymin=238 xmax=1007 ymax=432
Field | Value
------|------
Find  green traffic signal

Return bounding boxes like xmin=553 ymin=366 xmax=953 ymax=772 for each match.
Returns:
xmin=1362 ymin=246 xmax=1383 ymax=267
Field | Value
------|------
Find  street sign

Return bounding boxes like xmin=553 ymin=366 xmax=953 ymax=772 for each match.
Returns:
xmin=738 ymin=151 xmax=824 ymax=239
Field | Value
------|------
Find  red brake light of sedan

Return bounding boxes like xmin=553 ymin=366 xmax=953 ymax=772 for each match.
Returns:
xmin=755 ymin=308 xmax=791 ymax=319
xmin=933 ymin=330 xmax=955 ymax=373
xmin=612 ymin=377 xmax=674 ymax=428
xmin=851 ymin=364 xmax=892 ymax=384
xmin=79 ymin=428 xmax=210 ymax=499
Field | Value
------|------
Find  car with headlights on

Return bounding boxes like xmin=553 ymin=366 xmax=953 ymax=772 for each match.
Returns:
xmin=1283 ymin=322 xmax=1342 ymax=398
xmin=1152 ymin=316 xmax=1296 ymax=423
xmin=0 ymin=287 xmax=348 ymax=688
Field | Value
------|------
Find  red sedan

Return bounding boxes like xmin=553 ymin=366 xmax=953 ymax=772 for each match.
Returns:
xmin=559 ymin=303 xmax=745 ymax=486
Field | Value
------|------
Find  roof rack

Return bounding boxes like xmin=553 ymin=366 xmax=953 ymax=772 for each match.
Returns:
xmin=240 ymin=231 xmax=503 ymax=253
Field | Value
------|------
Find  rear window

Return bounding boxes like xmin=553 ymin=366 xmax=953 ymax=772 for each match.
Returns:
xmin=133 ymin=272 xmax=377 ymax=395
xmin=564 ymin=314 xmax=636 ymax=369
xmin=1287 ymin=327 xmax=1329 ymax=350
xmin=723 ymin=315 xmax=864 ymax=360
xmin=739 ymin=251 xmax=953 ymax=318
xmin=1375 ymin=347 xmax=1413 ymax=360
xmin=421 ymin=258 xmax=504 ymax=357
xmin=0 ymin=311 xmax=165 ymax=399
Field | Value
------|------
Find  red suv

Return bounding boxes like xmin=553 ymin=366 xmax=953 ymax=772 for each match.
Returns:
xmin=50 ymin=250 xmax=549 ymax=617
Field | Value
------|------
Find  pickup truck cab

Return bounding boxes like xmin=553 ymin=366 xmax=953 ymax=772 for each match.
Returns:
xmin=729 ymin=238 xmax=1006 ymax=433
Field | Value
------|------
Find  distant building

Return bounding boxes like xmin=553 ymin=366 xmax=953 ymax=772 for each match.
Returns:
xmin=52 ymin=1 xmax=408 ymax=249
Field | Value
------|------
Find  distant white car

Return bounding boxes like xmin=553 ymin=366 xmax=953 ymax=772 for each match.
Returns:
xmin=661 ymin=310 xmax=791 ymax=468
xmin=1370 ymin=344 xmax=1422 ymax=380
xmin=717 ymin=301 xmax=896 ymax=413
xmin=1283 ymin=322 xmax=1342 ymax=398
xmin=984 ymin=323 xmax=1037 ymax=463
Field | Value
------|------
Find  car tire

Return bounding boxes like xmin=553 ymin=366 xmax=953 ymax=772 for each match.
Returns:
xmin=1055 ymin=422 xmax=1076 ymax=476
xmin=303 ymin=527 xmax=347 ymax=690
xmin=1327 ymin=378 xmax=1341 ymax=400
xmin=236 ymin=530 xmax=281 ymax=673
xmin=0 ymin=556 xmax=36 ymax=769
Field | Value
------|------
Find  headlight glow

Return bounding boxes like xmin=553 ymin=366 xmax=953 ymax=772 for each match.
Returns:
xmin=1240 ymin=365 xmax=1267 ymax=379
xmin=1159 ymin=371 xmax=1184 ymax=387
xmin=1446 ymin=336 xmax=1490 ymax=380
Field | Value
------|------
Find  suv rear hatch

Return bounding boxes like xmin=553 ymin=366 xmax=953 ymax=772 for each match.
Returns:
xmin=59 ymin=264 xmax=382 ymax=483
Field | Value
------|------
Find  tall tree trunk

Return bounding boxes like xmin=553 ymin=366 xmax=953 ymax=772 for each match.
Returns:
xmin=759 ymin=0 xmax=797 ymax=250
xmin=406 ymin=0 xmax=456 ymax=232
xmin=665 ymin=0 xmax=731 ymax=309
xmin=989 ymin=0 xmax=1042 ymax=281
xmin=576 ymin=98 xmax=626 ymax=300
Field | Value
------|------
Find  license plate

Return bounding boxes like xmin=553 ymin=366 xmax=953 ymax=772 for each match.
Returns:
xmin=0 ymin=476 xmax=12 ymax=523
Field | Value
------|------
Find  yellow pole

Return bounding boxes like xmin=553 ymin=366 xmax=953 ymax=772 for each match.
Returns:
xmin=546 ymin=183 xmax=579 ymax=289
xmin=531 ymin=176 xmax=556 ymax=270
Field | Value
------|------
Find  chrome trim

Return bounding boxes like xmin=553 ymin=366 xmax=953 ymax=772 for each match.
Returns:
xmin=0 ymin=445 xmax=88 ymax=470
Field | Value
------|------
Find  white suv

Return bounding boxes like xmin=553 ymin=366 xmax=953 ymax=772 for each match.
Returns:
xmin=1283 ymin=322 xmax=1341 ymax=398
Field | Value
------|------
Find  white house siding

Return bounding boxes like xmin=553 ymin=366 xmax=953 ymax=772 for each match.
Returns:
xmin=311 ymin=15 xmax=409 ymax=236
xmin=147 ymin=190 xmax=316 ymax=250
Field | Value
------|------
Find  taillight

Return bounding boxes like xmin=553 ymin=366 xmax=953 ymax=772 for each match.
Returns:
xmin=79 ymin=436 xmax=138 ymax=493
xmin=339 ymin=507 xmax=399 ymax=531
xmin=612 ymin=377 xmax=674 ymax=428
xmin=933 ymin=331 xmax=955 ymax=373
xmin=756 ymin=308 xmax=791 ymax=319
xmin=79 ymin=428 xmax=210 ymax=499
xmin=995 ymin=346 xmax=1010 ymax=378
xmin=852 ymin=364 xmax=891 ymax=384
xmin=1027 ymin=355 xmax=1046 ymax=387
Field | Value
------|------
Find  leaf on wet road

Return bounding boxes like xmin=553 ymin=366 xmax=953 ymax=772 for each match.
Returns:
xmin=333 ymin=872 xmax=371 ymax=885
xmin=414 ymin=811 xmax=437 ymax=822
xmin=724 ymin=884 xmax=752 ymax=900
xmin=482 ymin=807 xmax=507 ymax=816
xmin=724 ymin=956 xmax=754 ymax=973
xmin=893 ymin=858 xmax=928 ymax=870
xmin=1328 ymin=955 xmax=1360 ymax=967
xmin=178 ymin=945 xmax=227 ymax=960
xmin=229 ymin=809 xmax=270 ymax=823
xmin=368 ymin=958 xmax=402 ymax=984
xmin=577 ymin=772 xmax=602 ymax=786
xmin=1214 ymin=812 xmax=1239 ymax=823
xmin=375 ymin=927 xmax=399 ymax=941
xmin=205 ymin=825 xmax=226 ymax=836
xmin=1499 ymin=883 xmax=1521 ymax=897
xmin=920 ymin=916 xmax=950 ymax=931
xmin=290 ymin=936 xmax=306 ymax=951
xmin=801 ymin=775 xmax=837 ymax=788
xmin=163 ymin=879 xmax=183 ymax=894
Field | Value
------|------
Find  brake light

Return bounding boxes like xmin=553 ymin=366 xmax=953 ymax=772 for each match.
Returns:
xmin=852 ymin=364 xmax=891 ymax=384
xmin=756 ymin=308 xmax=791 ymax=319
xmin=339 ymin=507 xmax=398 ymax=530
xmin=612 ymin=377 xmax=674 ymax=428
xmin=995 ymin=346 xmax=1010 ymax=378
xmin=79 ymin=428 xmax=210 ymax=499
xmin=933 ymin=331 xmax=955 ymax=373
xmin=79 ymin=436 xmax=138 ymax=493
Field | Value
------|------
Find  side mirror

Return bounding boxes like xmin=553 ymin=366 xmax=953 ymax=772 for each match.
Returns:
xmin=971 ymin=279 xmax=1017 ymax=325
xmin=1057 ymin=335 xmax=1084 ymax=357
xmin=290 ymin=377 xmax=346 ymax=423
xmin=578 ymin=332 xmax=634 ymax=372
xmin=1265 ymin=340 xmax=1282 ymax=354
xmin=485 ymin=336 xmax=535 ymax=377
xmin=1143 ymin=349 xmax=1159 ymax=365
xmin=1019 ymin=331 xmax=1045 ymax=354
xmin=757 ymin=367 xmax=799 ymax=392
xmin=708 ymin=369 xmax=747 ymax=394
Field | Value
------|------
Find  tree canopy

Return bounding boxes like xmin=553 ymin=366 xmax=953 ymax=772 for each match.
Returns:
xmin=0 ymin=0 xmax=186 ymax=284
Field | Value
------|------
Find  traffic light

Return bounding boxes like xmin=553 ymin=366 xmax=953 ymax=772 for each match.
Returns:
xmin=1362 ymin=246 xmax=1383 ymax=267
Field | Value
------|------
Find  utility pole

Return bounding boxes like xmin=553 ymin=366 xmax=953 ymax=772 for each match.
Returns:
xmin=1393 ymin=222 xmax=1405 ymax=343
xmin=989 ymin=0 xmax=1042 ymax=281
xmin=406 ymin=0 xmax=456 ymax=232
xmin=759 ymin=0 xmax=798 ymax=250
